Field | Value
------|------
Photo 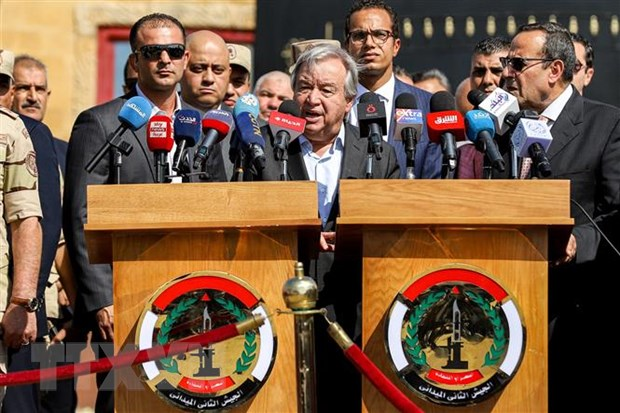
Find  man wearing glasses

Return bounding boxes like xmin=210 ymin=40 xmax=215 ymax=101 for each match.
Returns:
xmin=344 ymin=0 xmax=442 ymax=179
xmin=570 ymin=32 xmax=595 ymax=95
xmin=502 ymin=22 xmax=620 ymax=411
xmin=63 ymin=13 xmax=191 ymax=412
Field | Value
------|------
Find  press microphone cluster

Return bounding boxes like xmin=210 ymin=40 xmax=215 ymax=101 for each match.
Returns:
xmin=426 ymin=91 xmax=465 ymax=178
xmin=511 ymin=118 xmax=553 ymax=177
xmin=85 ymin=95 xmax=151 ymax=174
xmin=394 ymin=93 xmax=423 ymax=179
xmin=193 ymin=109 xmax=233 ymax=170
xmin=146 ymin=111 xmax=174 ymax=183
xmin=172 ymin=109 xmax=201 ymax=173
xmin=465 ymin=110 xmax=505 ymax=172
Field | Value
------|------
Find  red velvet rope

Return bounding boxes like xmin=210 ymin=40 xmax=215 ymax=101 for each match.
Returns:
xmin=0 ymin=323 xmax=239 ymax=387
xmin=344 ymin=344 xmax=425 ymax=413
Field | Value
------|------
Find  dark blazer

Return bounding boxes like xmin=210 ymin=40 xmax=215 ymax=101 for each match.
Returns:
xmin=390 ymin=79 xmax=443 ymax=179
xmin=64 ymin=91 xmax=225 ymax=321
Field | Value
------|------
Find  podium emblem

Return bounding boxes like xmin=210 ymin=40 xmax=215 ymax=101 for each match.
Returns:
xmin=385 ymin=265 xmax=525 ymax=406
xmin=136 ymin=271 xmax=277 ymax=410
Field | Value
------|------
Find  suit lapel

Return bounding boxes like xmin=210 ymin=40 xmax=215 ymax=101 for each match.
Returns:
xmin=340 ymin=124 xmax=366 ymax=178
xmin=548 ymin=88 xmax=583 ymax=160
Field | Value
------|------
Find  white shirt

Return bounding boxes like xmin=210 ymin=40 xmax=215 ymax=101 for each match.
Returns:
xmin=540 ymin=84 xmax=573 ymax=129
xmin=136 ymin=84 xmax=183 ymax=182
xmin=299 ymin=124 xmax=346 ymax=229
xmin=348 ymin=75 xmax=396 ymax=141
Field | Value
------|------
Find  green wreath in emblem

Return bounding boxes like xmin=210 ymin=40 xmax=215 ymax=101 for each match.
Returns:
xmin=157 ymin=296 xmax=199 ymax=374
xmin=214 ymin=297 xmax=257 ymax=374
xmin=464 ymin=290 xmax=507 ymax=367
xmin=404 ymin=290 xmax=447 ymax=368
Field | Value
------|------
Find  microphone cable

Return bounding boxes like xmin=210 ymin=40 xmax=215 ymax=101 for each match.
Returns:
xmin=571 ymin=198 xmax=620 ymax=259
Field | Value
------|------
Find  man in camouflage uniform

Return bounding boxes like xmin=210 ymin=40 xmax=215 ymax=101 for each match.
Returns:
xmin=0 ymin=48 xmax=43 ymax=408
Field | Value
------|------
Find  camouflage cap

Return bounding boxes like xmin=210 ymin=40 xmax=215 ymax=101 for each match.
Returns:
xmin=0 ymin=49 xmax=15 ymax=82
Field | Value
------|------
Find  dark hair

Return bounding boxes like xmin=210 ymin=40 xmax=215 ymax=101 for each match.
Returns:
xmin=517 ymin=22 xmax=575 ymax=82
xmin=129 ymin=13 xmax=186 ymax=51
xmin=345 ymin=0 xmax=400 ymax=40
xmin=473 ymin=36 xmax=511 ymax=56
xmin=570 ymin=32 xmax=594 ymax=69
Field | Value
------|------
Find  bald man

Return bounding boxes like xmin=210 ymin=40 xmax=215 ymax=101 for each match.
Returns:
xmin=253 ymin=70 xmax=293 ymax=121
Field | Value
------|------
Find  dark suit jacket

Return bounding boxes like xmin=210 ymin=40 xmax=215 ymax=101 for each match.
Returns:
xmin=19 ymin=116 xmax=62 ymax=335
xmin=64 ymin=92 xmax=225 ymax=321
xmin=390 ymin=79 xmax=443 ymax=179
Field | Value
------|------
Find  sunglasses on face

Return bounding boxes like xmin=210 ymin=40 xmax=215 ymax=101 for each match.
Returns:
xmin=347 ymin=29 xmax=394 ymax=44
xmin=499 ymin=56 xmax=554 ymax=72
xmin=135 ymin=44 xmax=186 ymax=60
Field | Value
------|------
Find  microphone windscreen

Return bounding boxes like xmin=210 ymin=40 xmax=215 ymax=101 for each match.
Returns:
xmin=430 ymin=91 xmax=456 ymax=112
xmin=278 ymin=99 xmax=302 ymax=117
xmin=465 ymin=110 xmax=496 ymax=142
xmin=146 ymin=114 xmax=174 ymax=152
xmin=467 ymin=89 xmax=487 ymax=107
xmin=395 ymin=92 xmax=418 ymax=110
xmin=118 ymin=96 xmax=151 ymax=130
xmin=234 ymin=111 xmax=265 ymax=148
xmin=233 ymin=93 xmax=260 ymax=118
xmin=359 ymin=91 xmax=380 ymax=104
xmin=202 ymin=109 xmax=234 ymax=137
xmin=173 ymin=109 xmax=201 ymax=147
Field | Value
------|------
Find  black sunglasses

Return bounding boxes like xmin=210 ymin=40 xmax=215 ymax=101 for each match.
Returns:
xmin=574 ymin=60 xmax=584 ymax=73
xmin=499 ymin=56 xmax=554 ymax=73
xmin=135 ymin=44 xmax=186 ymax=60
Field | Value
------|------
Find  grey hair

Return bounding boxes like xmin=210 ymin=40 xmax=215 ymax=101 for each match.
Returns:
xmin=290 ymin=44 xmax=359 ymax=100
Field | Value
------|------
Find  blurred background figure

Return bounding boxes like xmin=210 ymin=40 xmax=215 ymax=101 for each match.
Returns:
xmin=254 ymin=70 xmax=293 ymax=121
xmin=223 ymin=43 xmax=252 ymax=108
xmin=412 ymin=68 xmax=451 ymax=94
xmin=469 ymin=36 xmax=510 ymax=95
xmin=394 ymin=65 xmax=414 ymax=86
xmin=121 ymin=55 xmax=138 ymax=94
xmin=570 ymin=32 xmax=595 ymax=95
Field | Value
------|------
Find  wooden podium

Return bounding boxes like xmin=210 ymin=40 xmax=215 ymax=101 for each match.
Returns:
xmin=337 ymin=180 xmax=573 ymax=413
xmin=85 ymin=181 xmax=320 ymax=412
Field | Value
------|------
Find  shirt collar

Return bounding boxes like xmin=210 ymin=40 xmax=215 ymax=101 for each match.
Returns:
xmin=136 ymin=83 xmax=182 ymax=117
xmin=299 ymin=123 xmax=346 ymax=155
xmin=540 ymin=84 xmax=573 ymax=123
xmin=356 ymin=74 xmax=396 ymax=103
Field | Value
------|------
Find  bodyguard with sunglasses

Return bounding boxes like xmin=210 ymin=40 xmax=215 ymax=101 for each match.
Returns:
xmin=344 ymin=0 xmax=442 ymax=179
xmin=63 ymin=13 xmax=198 ymax=412
xmin=501 ymin=22 xmax=620 ymax=411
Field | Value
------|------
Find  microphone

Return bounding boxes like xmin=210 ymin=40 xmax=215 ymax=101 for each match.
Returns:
xmin=465 ymin=110 xmax=505 ymax=172
xmin=394 ymin=93 xmax=424 ymax=179
xmin=510 ymin=118 xmax=553 ymax=177
xmin=85 ymin=96 xmax=151 ymax=173
xmin=233 ymin=93 xmax=267 ymax=172
xmin=193 ymin=109 xmax=233 ymax=169
xmin=269 ymin=99 xmax=306 ymax=159
xmin=146 ymin=112 xmax=174 ymax=183
xmin=426 ymin=91 xmax=465 ymax=177
xmin=467 ymin=88 xmax=519 ymax=136
xmin=172 ymin=109 xmax=201 ymax=173
xmin=357 ymin=91 xmax=386 ymax=161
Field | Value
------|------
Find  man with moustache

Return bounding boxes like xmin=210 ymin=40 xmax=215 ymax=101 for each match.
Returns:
xmin=344 ymin=0 xmax=441 ymax=179
xmin=501 ymin=22 xmax=620 ymax=410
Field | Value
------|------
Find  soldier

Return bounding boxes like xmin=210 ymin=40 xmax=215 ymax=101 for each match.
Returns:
xmin=0 ymin=47 xmax=43 ymax=409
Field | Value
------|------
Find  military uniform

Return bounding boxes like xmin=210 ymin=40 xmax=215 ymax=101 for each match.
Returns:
xmin=0 ymin=106 xmax=42 ymax=384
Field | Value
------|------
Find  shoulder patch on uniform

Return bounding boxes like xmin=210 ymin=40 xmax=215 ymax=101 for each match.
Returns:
xmin=0 ymin=106 xmax=19 ymax=120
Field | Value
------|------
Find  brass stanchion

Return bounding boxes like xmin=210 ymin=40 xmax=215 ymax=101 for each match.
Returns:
xmin=282 ymin=262 xmax=318 ymax=413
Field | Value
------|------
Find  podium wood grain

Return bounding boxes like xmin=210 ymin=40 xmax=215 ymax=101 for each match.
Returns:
xmin=85 ymin=182 xmax=320 ymax=413
xmin=336 ymin=180 xmax=572 ymax=413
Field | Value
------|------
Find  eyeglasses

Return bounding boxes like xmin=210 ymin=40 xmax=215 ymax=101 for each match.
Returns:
xmin=347 ymin=29 xmax=394 ymax=44
xmin=574 ymin=60 xmax=584 ymax=73
xmin=499 ymin=56 xmax=554 ymax=73
xmin=135 ymin=44 xmax=186 ymax=60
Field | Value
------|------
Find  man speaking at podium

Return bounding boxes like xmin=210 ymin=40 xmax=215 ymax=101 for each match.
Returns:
xmin=501 ymin=21 xmax=620 ymax=411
